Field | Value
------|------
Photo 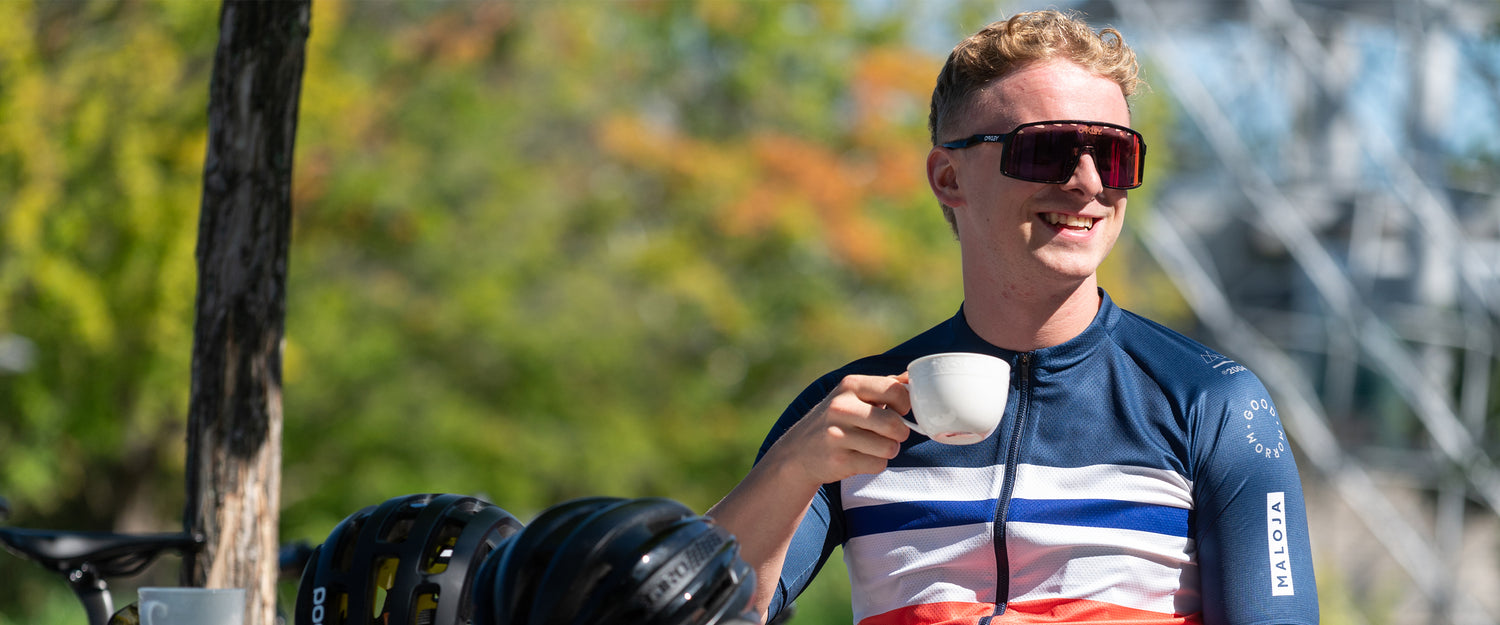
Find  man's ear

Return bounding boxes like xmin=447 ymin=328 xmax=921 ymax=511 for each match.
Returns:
xmin=927 ymin=147 xmax=965 ymax=208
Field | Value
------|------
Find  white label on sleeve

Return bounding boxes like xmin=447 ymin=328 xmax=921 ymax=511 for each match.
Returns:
xmin=1267 ymin=491 xmax=1295 ymax=596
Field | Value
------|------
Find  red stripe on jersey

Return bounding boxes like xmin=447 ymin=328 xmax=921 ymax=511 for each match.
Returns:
xmin=999 ymin=597 xmax=1201 ymax=624
xmin=859 ymin=598 xmax=1203 ymax=625
xmin=859 ymin=601 xmax=995 ymax=625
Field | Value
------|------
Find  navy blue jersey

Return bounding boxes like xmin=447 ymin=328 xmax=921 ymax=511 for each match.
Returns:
xmin=758 ymin=290 xmax=1318 ymax=625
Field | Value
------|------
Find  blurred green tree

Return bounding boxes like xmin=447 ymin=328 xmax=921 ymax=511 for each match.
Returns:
xmin=0 ymin=0 xmax=217 ymax=620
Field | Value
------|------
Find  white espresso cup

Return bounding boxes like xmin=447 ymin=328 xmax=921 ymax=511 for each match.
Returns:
xmin=139 ymin=587 xmax=245 ymax=625
xmin=901 ymin=352 xmax=1011 ymax=445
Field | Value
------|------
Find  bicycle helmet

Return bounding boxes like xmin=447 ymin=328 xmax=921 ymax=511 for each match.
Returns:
xmin=474 ymin=496 xmax=758 ymax=625
xmin=295 ymin=493 xmax=523 ymax=625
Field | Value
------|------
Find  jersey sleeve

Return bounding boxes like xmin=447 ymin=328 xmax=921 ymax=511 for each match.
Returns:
xmin=1189 ymin=369 xmax=1320 ymax=625
xmin=754 ymin=375 xmax=849 ymax=621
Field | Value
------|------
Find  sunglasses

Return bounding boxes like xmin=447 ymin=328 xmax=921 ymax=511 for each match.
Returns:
xmin=940 ymin=119 xmax=1147 ymax=190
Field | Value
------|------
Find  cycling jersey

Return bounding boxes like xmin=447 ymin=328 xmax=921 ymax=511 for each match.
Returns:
xmin=756 ymin=290 xmax=1318 ymax=625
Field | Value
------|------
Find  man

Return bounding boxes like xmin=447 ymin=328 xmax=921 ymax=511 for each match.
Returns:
xmin=708 ymin=9 xmax=1318 ymax=625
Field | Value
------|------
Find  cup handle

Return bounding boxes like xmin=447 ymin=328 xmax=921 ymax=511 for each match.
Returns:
xmin=140 ymin=600 xmax=167 ymax=625
xmin=898 ymin=382 xmax=927 ymax=437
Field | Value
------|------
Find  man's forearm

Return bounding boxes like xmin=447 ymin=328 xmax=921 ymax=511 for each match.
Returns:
xmin=708 ymin=456 xmax=823 ymax=621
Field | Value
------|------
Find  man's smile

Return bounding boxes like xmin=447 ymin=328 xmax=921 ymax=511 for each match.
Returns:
xmin=1042 ymin=212 xmax=1096 ymax=231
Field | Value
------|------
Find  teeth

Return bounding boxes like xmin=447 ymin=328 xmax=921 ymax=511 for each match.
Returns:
xmin=1044 ymin=213 xmax=1095 ymax=230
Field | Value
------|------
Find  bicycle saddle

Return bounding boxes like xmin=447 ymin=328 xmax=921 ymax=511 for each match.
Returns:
xmin=0 ymin=528 xmax=204 ymax=578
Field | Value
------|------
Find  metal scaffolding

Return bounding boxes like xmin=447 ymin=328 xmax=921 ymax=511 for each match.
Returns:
xmin=1066 ymin=0 xmax=1500 ymax=622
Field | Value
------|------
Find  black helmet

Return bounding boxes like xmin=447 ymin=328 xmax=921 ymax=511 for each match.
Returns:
xmin=474 ymin=496 xmax=758 ymax=625
xmin=295 ymin=493 xmax=523 ymax=625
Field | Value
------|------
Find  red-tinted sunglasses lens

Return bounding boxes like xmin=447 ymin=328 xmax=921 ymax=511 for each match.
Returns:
xmin=1001 ymin=122 xmax=1145 ymax=189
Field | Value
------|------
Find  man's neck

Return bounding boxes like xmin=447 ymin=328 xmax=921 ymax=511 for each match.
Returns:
xmin=962 ymin=277 xmax=1102 ymax=352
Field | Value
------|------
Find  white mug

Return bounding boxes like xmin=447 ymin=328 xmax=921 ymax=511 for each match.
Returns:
xmin=901 ymin=352 xmax=1011 ymax=445
xmin=139 ymin=587 xmax=245 ymax=625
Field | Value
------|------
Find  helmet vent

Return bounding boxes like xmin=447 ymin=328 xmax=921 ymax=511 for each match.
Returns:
xmin=381 ymin=517 xmax=415 ymax=543
xmin=370 ymin=555 xmax=399 ymax=621
xmin=332 ymin=517 xmax=365 ymax=573
xmin=414 ymin=585 xmax=440 ymax=625
xmin=423 ymin=520 xmax=466 ymax=574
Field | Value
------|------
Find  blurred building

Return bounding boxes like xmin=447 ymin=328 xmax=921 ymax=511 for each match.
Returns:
xmin=1064 ymin=0 xmax=1500 ymax=623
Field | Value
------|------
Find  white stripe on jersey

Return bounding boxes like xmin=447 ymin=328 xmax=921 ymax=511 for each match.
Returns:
xmin=1012 ymin=463 xmax=1193 ymax=508
xmin=845 ymin=522 xmax=999 ymax=623
xmin=1007 ymin=522 xmax=1200 ymax=615
xmin=843 ymin=465 xmax=1006 ymax=509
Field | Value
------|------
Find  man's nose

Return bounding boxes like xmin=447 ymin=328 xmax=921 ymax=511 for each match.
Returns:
xmin=1061 ymin=150 xmax=1105 ymax=195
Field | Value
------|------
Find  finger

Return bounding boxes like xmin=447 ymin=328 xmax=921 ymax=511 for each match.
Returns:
xmin=866 ymin=405 xmax=913 ymax=443
xmin=837 ymin=449 xmax=892 ymax=476
xmin=822 ymin=429 xmax=895 ymax=476
xmin=825 ymin=392 xmax=910 ymax=444
xmin=827 ymin=424 xmax=904 ymax=461
xmin=837 ymin=374 xmax=914 ymax=419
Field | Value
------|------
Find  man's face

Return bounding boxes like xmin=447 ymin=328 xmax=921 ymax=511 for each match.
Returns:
xmin=929 ymin=59 xmax=1134 ymax=298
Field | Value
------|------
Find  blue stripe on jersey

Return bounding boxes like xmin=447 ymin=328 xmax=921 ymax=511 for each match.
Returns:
xmin=846 ymin=499 xmax=997 ymax=538
xmin=1007 ymin=498 xmax=1190 ymax=537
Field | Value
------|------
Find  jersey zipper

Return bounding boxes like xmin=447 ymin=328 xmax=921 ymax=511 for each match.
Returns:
xmin=986 ymin=352 xmax=1032 ymax=621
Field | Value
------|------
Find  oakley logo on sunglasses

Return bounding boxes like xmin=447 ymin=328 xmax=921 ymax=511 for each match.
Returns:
xmin=940 ymin=120 xmax=1147 ymax=190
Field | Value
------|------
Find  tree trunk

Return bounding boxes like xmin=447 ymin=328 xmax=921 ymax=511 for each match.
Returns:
xmin=184 ymin=2 xmax=308 ymax=625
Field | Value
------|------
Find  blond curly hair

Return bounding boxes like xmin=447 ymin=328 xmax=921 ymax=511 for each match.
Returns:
xmin=928 ymin=10 xmax=1143 ymax=146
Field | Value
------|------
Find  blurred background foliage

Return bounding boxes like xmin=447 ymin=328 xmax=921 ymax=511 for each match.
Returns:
xmin=0 ymin=1 xmax=1187 ymax=623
